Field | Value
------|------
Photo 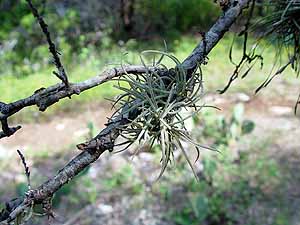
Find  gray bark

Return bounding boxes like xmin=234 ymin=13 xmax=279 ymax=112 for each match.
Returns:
xmin=0 ymin=0 xmax=251 ymax=223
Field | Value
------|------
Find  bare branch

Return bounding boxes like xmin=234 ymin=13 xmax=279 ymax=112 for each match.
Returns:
xmin=0 ymin=65 xmax=149 ymax=139
xmin=1 ymin=118 xmax=121 ymax=223
xmin=25 ymin=0 xmax=69 ymax=86
xmin=0 ymin=0 xmax=252 ymax=222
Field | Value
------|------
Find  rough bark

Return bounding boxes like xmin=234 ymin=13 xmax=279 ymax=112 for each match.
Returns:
xmin=182 ymin=0 xmax=251 ymax=71
xmin=0 ymin=66 xmax=149 ymax=139
xmin=0 ymin=0 xmax=251 ymax=223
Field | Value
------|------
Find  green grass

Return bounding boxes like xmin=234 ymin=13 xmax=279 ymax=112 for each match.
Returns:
xmin=1 ymin=34 xmax=298 ymax=122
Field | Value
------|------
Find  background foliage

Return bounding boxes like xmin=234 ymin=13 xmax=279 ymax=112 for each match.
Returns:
xmin=0 ymin=0 xmax=219 ymax=76
xmin=1 ymin=1 xmax=300 ymax=224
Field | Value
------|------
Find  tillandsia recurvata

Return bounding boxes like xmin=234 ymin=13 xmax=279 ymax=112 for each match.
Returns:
xmin=108 ymin=51 xmax=218 ymax=179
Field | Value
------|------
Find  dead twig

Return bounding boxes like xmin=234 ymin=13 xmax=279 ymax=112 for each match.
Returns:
xmin=17 ymin=150 xmax=31 ymax=190
xmin=25 ymin=0 xmax=69 ymax=86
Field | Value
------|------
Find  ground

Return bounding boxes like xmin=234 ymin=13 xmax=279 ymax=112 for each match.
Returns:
xmin=1 ymin=82 xmax=300 ymax=225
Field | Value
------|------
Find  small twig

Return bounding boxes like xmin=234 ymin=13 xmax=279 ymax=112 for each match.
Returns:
xmin=25 ymin=0 xmax=69 ymax=87
xmin=17 ymin=150 xmax=31 ymax=190
xmin=294 ymin=87 xmax=300 ymax=114
xmin=218 ymin=0 xmax=262 ymax=94
xmin=0 ymin=119 xmax=22 ymax=139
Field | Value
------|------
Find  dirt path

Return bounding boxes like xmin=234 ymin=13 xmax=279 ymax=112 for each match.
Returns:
xmin=1 ymin=94 xmax=299 ymax=154
xmin=1 ymin=94 xmax=290 ymax=168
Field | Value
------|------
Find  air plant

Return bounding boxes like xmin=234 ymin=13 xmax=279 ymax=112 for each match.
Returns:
xmin=109 ymin=51 xmax=216 ymax=179
xmin=255 ymin=0 xmax=300 ymax=75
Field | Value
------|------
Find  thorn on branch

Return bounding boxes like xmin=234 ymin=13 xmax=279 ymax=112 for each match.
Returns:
xmin=25 ymin=0 xmax=69 ymax=87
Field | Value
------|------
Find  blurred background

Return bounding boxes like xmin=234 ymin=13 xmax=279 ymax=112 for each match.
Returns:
xmin=1 ymin=0 xmax=300 ymax=224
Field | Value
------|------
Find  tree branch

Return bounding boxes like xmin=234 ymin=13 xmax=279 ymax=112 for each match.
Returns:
xmin=0 ymin=65 xmax=149 ymax=139
xmin=0 ymin=0 xmax=251 ymax=223
xmin=182 ymin=0 xmax=251 ymax=71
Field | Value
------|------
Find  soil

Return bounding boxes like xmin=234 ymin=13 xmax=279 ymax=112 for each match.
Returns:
xmin=1 ymin=92 xmax=300 ymax=225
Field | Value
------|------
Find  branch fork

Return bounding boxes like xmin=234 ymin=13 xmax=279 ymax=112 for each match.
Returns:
xmin=0 ymin=0 xmax=252 ymax=223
